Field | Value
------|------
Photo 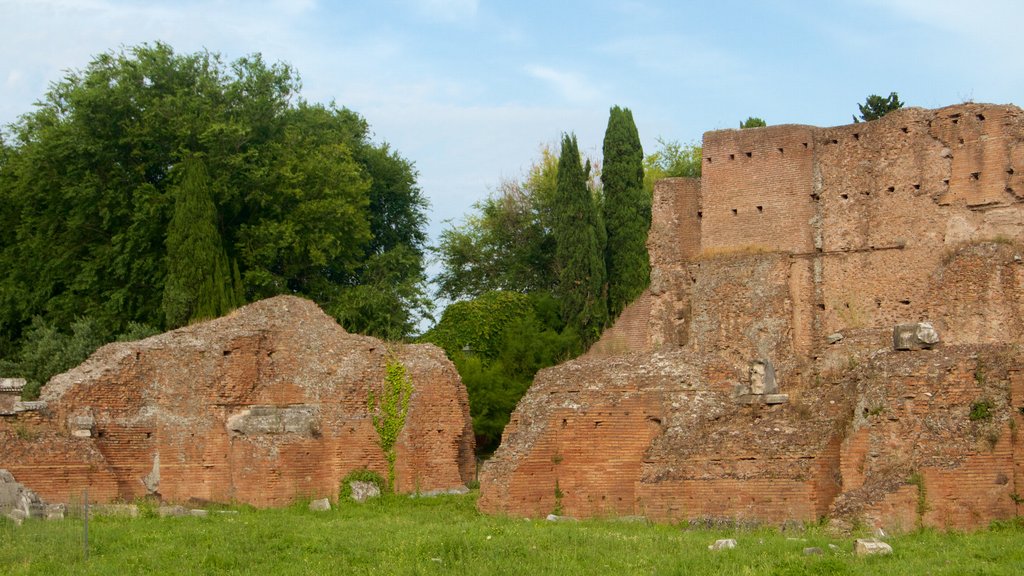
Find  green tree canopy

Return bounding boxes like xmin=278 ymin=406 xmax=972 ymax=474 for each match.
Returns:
xmin=601 ymin=106 xmax=649 ymax=318
xmin=642 ymin=138 xmax=702 ymax=196
xmin=854 ymin=92 xmax=905 ymax=122
xmin=433 ymin=145 xmax=561 ymax=301
xmin=553 ymin=133 xmax=607 ymax=342
xmin=162 ymin=157 xmax=242 ymax=327
xmin=0 ymin=42 xmax=429 ymax=390
xmin=740 ymin=117 xmax=767 ymax=129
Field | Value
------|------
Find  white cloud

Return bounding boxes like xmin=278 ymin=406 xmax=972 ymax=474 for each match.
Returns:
xmin=524 ymin=65 xmax=602 ymax=104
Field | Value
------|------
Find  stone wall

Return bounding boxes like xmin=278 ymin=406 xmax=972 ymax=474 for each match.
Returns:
xmin=480 ymin=103 xmax=1024 ymax=531
xmin=0 ymin=296 xmax=474 ymax=506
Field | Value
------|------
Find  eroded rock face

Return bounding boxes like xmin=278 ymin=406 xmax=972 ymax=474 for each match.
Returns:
xmin=480 ymin=103 xmax=1024 ymax=531
xmin=0 ymin=296 xmax=474 ymax=506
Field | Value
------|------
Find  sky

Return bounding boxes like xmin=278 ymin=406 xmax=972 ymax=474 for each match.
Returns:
xmin=2 ymin=0 xmax=1022 ymax=261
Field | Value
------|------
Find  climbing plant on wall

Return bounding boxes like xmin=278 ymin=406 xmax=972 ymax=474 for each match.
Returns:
xmin=367 ymin=355 xmax=414 ymax=490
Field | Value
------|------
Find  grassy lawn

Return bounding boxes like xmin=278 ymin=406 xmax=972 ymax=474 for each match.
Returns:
xmin=1 ymin=493 xmax=1022 ymax=575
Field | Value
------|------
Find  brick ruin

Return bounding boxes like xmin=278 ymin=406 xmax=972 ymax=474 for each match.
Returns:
xmin=479 ymin=103 xmax=1024 ymax=531
xmin=0 ymin=296 xmax=475 ymax=506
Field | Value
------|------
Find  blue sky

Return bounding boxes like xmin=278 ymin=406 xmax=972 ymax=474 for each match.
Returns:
xmin=2 ymin=0 xmax=1022 ymax=252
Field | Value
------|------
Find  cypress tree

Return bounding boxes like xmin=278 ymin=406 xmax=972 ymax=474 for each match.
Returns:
xmin=162 ymin=157 xmax=239 ymax=328
xmin=601 ymin=106 xmax=649 ymax=318
xmin=553 ymin=134 xmax=607 ymax=343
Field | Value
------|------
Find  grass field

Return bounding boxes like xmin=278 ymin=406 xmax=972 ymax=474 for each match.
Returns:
xmin=2 ymin=492 xmax=1023 ymax=575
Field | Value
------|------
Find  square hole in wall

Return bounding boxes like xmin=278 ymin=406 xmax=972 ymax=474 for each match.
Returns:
xmin=901 ymin=127 xmax=909 ymax=133
xmin=745 ymin=151 xmax=752 ymax=158
xmin=853 ymin=133 xmax=860 ymax=140
xmin=1008 ymin=168 xmax=1015 ymax=175
xmin=757 ymin=206 xmax=763 ymax=213
xmin=977 ymin=113 xmax=985 ymax=121
xmin=802 ymin=142 xmax=808 ymax=148
xmin=778 ymin=147 xmax=784 ymax=154
xmin=697 ymin=211 xmax=703 ymax=219
xmin=912 ymin=184 xmax=920 ymax=190
xmin=731 ymin=208 xmax=738 ymax=215
xmin=971 ymin=172 xmax=980 ymax=180
xmin=887 ymin=186 xmax=895 ymax=193
xmin=729 ymin=153 xmax=735 ymax=160
xmin=841 ymin=193 xmax=849 ymax=200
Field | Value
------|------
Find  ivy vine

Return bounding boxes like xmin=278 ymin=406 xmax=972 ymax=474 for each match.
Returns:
xmin=367 ymin=354 xmax=413 ymax=491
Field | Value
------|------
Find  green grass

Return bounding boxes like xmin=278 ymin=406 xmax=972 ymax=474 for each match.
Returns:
xmin=1 ymin=493 xmax=1023 ymax=575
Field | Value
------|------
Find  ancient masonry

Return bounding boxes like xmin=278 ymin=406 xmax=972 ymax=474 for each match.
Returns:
xmin=0 ymin=296 xmax=475 ymax=506
xmin=479 ymin=103 xmax=1024 ymax=531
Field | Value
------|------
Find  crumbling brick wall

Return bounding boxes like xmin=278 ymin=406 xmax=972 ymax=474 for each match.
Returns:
xmin=0 ymin=296 xmax=474 ymax=506
xmin=480 ymin=103 xmax=1024 ymax=531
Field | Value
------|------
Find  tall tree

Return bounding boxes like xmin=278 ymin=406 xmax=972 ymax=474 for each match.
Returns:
xmin=854 ymin=92 xmax=904 ymax=122
xmin=0 ymin=42 xmax=431 ymax=393
xmin=553 ymin=133 xmax=607 ymax=342
xmin=601 ymin=106 xmax=649 ymax=318
xmin=434 ymin=145 xmax=561 ymax=300
xmin=162 ymin=157 xmax=240 ymax=327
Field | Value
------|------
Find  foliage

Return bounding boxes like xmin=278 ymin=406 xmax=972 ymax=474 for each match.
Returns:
xmin=4 ymin=493 xmax=1024 ymax=574
xmin=420 ymin=291 xmax=581 ymax=452
xmin=367 ymin=356 xmax=413 ymax=490
xmin=553 ymin=133 xmax=607 ymax=343
xmin=740 ymin=117 xmax=767 ymax=129
xmin=970 ymin=399 xmax=994 ymax=421
xmin=854 ymin=92 xmax=905 ymax=122
xmin=434 ymin=146 xmax=561 ymax=301
xmin=0 ymin=43 xmax=429 ymax=391
xmin=339 ymin=468 xmax=387 ymax=501
xmin=601 ymin=106 xmax=650 ymax=318
xmin=0 ymin=315 xmax=162 ymax=400
xmin=162 ymin=157 xmax=241 ymax=327
xmin=642 ymin=138 xmax=702 ymax=196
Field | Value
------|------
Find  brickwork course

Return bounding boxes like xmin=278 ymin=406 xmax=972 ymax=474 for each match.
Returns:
xmin=0 ymin=296 xmax=475 ymax=506
xmin=479 ymin=103 xmax=1024 ymax=531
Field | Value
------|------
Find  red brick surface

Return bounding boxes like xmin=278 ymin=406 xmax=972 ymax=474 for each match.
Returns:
xmin=480 ymin=103 xmax=1024 ymax=531
xmin=0 ymin=296 xmax=474 ymax=506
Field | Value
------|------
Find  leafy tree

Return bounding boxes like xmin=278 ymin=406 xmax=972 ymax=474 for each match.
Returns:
xmin=419 ymin=291 xmax=581 ymax=452
xmin=642 ymin=138 xmax=702 ymax=196
xmin=740 ymin=117 xmax=767 ymax=129
xmin=601 ymin=106 xmax=649 ymax=318
xmin=434 ymin=146 xmax=560 ymax=300
xmin=854 ymin=92 xmax=904 ymax=122
xmin=162 ymin=157 xmax=241 ymax=327
xmin=553 ymin=133 xmax=607 ymax=342
xmin=0 ymin=42 xmax=430 ymax=392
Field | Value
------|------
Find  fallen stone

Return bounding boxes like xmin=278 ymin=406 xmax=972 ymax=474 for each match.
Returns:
xmin=189 ymin=509 xmax=208 ymax=517
xmin=92 ymin=504 xmax=139 ymax=518
xmin=893 ymin=322 xmax=940 ymax=351
xmin=826 ymin=332 xmax=844 ymax=344
xmin=7 ymin=508 xmax=27 ymax=525
xmin=309 ymin=498 xmax=331 ymax=511
xmin=409 ymin=486 xmax=470 ymax=498
xmin=45 ymin=503 xmax=66 ymax=521
xmin=545 ymin=514 xmax=577 ymax=522
xmin=854 ymin=538 xmax=892 ymax=556
xmin=763 ymin=393 xmax=789 ymax=405
xmin=803 ymin=547 xmax=823 ymax=556
xmin=158 ymin=505 xmax=190 ymax=518
xmin=709 ymin=538 xmax=737 ymax=551
xmin=349 ymin=481 xmax=381 ymax=503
